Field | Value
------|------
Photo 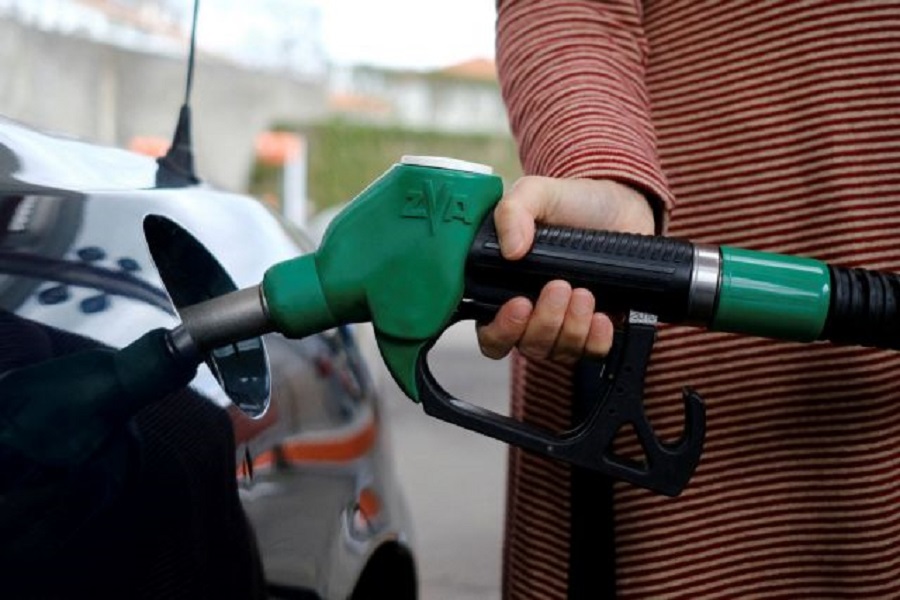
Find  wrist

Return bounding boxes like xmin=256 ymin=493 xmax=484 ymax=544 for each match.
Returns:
xmin=640 ymin=190 xmax=667 ymax=235
xmin=603 ymin=179 xmax=660 ymax=236
xmin=614 ymin=180 xmax=668 ymax=235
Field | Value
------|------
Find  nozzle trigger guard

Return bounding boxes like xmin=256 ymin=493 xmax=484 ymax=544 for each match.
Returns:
xmin=415 ymin=311 xmax=705 ymax=496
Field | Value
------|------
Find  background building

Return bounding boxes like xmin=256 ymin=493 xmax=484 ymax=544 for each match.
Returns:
xmin=0 ymin=0 xmax=516 ymax=205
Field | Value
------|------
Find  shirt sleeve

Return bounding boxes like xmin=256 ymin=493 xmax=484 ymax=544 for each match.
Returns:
xmin=496 ymin=0 xmax=675 ymax=219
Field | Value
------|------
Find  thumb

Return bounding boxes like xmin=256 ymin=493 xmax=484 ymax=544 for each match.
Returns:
xmin=492 ymin=176 xmax=561 ymax=260
xmin=493 ymin=177 xmax=656 ymax=260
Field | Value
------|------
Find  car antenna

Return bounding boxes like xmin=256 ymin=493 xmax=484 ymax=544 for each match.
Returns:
xmin=156 ymin=0 xmax=200 ymax=188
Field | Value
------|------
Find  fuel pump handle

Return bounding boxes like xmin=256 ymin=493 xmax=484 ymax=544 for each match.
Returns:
xmin=179 ymin=156 xmax=900 ymax=496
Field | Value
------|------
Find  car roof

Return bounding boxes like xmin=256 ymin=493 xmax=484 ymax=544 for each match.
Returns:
xmin=0 ymin=115 xmax=161 ymax=194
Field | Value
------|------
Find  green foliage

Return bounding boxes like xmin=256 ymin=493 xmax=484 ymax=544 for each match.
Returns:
xmin=250 ymin=119 xmax=522 ymax=215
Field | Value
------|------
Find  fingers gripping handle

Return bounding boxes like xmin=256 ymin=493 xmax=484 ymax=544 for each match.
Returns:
xmin=465 ymin=215 xmax=699 ymax=324
xmin=451 ymin=215 xmax=706 ymax=494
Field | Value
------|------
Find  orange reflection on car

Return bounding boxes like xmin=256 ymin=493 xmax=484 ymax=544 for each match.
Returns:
xmin=242 ymin=414 xmax=377 ymax=476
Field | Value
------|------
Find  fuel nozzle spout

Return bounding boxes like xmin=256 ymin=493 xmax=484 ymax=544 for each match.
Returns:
xmin=174 ymin=284 xmax=274 ymax=354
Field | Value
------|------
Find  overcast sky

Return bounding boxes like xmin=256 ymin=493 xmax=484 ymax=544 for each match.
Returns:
xmin=185 ymin=0 xmax=499 ymax=73
xmin=313 ymin=0 xmax=497 ymax=69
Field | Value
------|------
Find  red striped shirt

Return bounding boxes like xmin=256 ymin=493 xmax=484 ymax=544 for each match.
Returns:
xmin=497 ymin=1 xmax=900 ymax=597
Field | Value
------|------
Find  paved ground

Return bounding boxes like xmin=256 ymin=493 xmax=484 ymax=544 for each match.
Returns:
xmin=378 ymin=322 xmax=511 ymax=600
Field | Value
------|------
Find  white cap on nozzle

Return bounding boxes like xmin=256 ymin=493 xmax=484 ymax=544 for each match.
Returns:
xmin=400 ymin=155 xmax=493 ymax=175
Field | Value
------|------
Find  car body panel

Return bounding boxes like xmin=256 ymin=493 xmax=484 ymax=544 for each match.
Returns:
xmin=0 ymin=117 xmax=415 ymax=598
xmin=0 ymin=115 xmax=159 ymax=192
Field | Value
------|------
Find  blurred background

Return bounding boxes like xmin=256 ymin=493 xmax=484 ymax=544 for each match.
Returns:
xmin=0 ymin=0 xmax=522 ymax=219
xmin=0 ymin=1 xmax=519 ymax=597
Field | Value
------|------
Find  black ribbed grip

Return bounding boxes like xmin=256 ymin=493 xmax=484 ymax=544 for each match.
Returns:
xmin=465 ymin=215 xmax=696 ymax=322
xmin=822 ymin=266 xmax=900 ymax=350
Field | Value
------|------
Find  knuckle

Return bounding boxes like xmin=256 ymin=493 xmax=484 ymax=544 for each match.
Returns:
xmin=518 ymin=339 xmax=552 ymax=361
xmin=553 ymin=332 xmax=587 ymax=364
xmin=493 ymin=196 xmax=517 ymax=221
xmin=550 ymin=346 xmax=580 ymax=365
xmin=510 ymin=176 xmax=537 ymax=196
xmin=509 ymin=176 xmax=549 ymax=204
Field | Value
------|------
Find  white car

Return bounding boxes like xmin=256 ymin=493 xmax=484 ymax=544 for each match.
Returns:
xmin=0 ymin=116 xmax=416 ymax=599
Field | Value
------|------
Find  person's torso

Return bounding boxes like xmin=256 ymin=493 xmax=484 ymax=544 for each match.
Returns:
xmin=617 ymin=3 xmax=900 ymax=597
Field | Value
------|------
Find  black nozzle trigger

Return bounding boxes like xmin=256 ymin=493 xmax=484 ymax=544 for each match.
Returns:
xmin=415 ymin=311 xmax=705 ymax=496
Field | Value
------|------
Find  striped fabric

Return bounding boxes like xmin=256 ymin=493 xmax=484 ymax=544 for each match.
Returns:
xmin=496 ymin=1 xmax=900 ymax=598
xmin=503 ymin=356 xmax=574 ymax=598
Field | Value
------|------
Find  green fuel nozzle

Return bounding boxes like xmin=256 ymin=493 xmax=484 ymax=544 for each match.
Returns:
xmin=180 ymin=156 xmax=506 ymax=400
xmin=6 ymin=157 xmax=894 ymax=494
xmin=262 ymin=157 xmax=504 ymax=398
xmin=172 ymin=156 xmax=900 ymax=496
xmin=193 ymin=156 xmax=900 ymax=394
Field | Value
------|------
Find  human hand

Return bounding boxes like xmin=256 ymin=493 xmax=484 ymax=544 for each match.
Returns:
xmin=476 ymin=176 xmax=656 ymax=363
